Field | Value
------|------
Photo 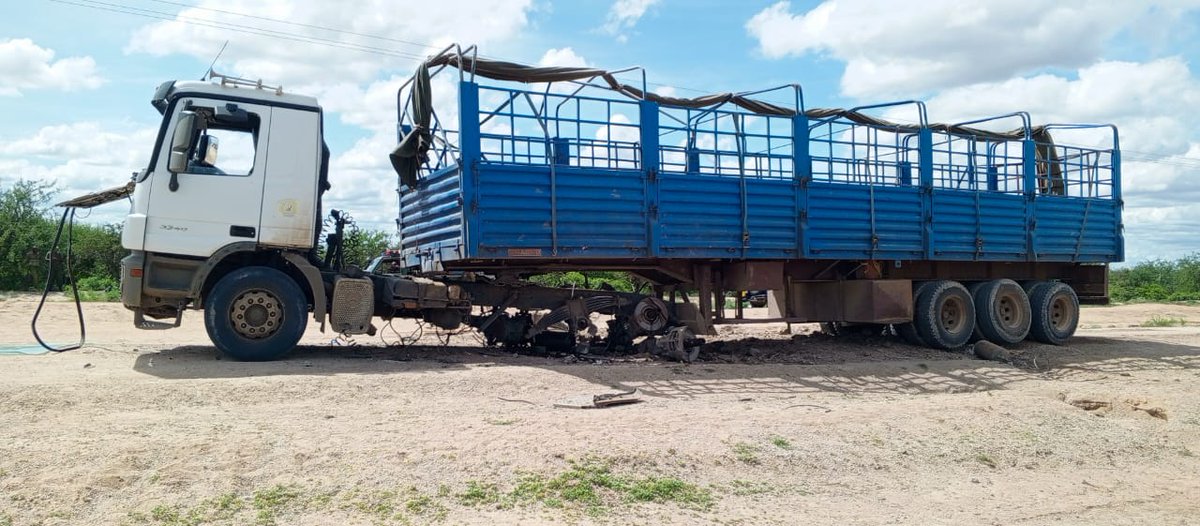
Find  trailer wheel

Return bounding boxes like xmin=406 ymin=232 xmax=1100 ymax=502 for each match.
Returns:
xmin=914 ymin=280 xmax=975 ymax=350
xmin=1027 ymin=281 xmax=1079 ymax=345
xmin=972 ymin=279 xmax=1031 ymax=345
xmin=204 ymin=266 xmax=308 ymax=361
xmin=896 ymin=281 xmax=936 ymax=346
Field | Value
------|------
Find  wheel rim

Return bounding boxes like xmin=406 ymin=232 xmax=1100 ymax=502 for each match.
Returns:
xmin=996 ymin=292 xmax=1026 ymax=330
xmin=940 ymin=296 xmax=967 ymax=333
xmin=230 ymin=290 xmax=283 ymax=339
xmin=1049 ymin=294 xmax=1072 ymax=331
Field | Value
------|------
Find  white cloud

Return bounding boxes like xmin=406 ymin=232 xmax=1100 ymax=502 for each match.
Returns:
xmin=603 ymin=0 xmax=661 ymax=42
xmin=0 ymin=38 xmax=104 ymax=96
xmin=126 ymin=0 xmax=535 ymax=88
xmin=746 ymin=0 xmax=1200 ymax=98
xmin=913 ymin=58 xmax=1200 ymax=155
xmin=538 ymin=47 xmax=590 ymax=68
xmin=0 ymin=122 xmax=156 ymax=224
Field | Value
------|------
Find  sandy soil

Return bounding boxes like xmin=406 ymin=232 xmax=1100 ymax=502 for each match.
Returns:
xmin=3 ymin=296 xmax=1200 ymax=525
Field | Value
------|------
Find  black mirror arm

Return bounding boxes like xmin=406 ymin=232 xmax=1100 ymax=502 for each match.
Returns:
xmin=169 ymin=172 xmax=180 ymax=191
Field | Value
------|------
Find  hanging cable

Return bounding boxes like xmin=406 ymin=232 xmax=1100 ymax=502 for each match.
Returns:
xmin=31 ymin=207 xmax=86 ymax=352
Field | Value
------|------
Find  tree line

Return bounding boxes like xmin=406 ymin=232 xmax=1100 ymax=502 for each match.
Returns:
xmin=0 ymin=180 xmax=391 ymax=295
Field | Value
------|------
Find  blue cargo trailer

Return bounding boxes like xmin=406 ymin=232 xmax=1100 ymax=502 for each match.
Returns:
xmin=390 ymin=47 xmax=1120 ymax=350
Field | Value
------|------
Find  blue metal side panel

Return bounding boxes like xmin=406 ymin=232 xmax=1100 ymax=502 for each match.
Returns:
xmin=1033 ymin=198 xmax=1120 ymax=261
xmin=746 ymin=179 xmax=801 ymax=258
xmin=657 ymin=174 xmax=741 ymax=257
xmin=931 ymin=190 xmax=1027 ymax=260
xmin=806 ymin=182 xmax=923 ymax=259
xmin=472 ymin=164 xmax=647 ymax=258
xmin=399 ymin=164 xmax=465 ymax=268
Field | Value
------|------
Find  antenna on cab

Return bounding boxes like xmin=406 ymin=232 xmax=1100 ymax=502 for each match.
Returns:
xmin=201 ymin=40 xmax=230 ymax=80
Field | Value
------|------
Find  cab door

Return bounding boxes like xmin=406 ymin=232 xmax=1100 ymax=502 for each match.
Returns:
xmin=143 ymin=98 xmax=272 ymax=257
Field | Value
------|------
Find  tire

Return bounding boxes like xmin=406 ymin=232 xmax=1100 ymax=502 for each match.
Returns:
xmin=821 ymin=322 xmax=884 ymax=337
xmin=914 ymin=280 xmax=975 ymax=350
xmin=966 ymin=281 xmax=987 ymax=343
xmin=819 ymin=322 xmax=841 ymax=336
xmin=1027 ymin=281 xmax=1079 ymax=345
xmin=204 ymin=266 xmax=308 ymax=361
xmin=972 ymin=279 xmax=1031 ymax=345
xmin=897 ymin=281 xmax=936 ymax=346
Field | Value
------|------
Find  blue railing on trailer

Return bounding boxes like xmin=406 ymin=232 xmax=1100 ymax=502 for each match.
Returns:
xmin=397 ymin=77 xmax=1122 ymax=271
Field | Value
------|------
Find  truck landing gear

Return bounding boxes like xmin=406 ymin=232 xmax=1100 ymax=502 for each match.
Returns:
xmin=204 ymin=266 xmax=308 ymax=361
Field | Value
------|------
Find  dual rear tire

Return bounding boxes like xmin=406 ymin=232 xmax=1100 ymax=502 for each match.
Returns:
xmin=898 ymin=279 xmax=1077 ymax=350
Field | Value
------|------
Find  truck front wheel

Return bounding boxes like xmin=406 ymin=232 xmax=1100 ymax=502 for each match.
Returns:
xmin=204 ymin=266 xmax=308 ymax=361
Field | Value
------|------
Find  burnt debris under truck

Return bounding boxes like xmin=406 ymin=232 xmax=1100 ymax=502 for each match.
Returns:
xmin=103 ymin=44 xmax=1120 ymax=361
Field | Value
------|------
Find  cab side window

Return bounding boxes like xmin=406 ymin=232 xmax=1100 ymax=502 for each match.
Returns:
xmin=185 ymin=107 xmax=260 ymax=177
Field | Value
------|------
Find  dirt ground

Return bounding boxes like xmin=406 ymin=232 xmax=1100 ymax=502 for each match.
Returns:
xmin=3 ymin=295 xmax=1200 ymax=525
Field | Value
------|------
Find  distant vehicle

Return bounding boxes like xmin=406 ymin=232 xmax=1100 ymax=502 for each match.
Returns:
xmin=98 ymin=44 xmax=1118 ymax=361
xmin=364 ymin=249 xmax=406 ymax=275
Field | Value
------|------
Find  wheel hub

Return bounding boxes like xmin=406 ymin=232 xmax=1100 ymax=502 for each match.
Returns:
xmin=1050 ymin=296 xmax=1069 ymax=330
xmin=230 ymin=290 xmax=283 ymax=339
xmin=997 ymin=293 xmax=1025 ymax=330
xmin=940 ymin=297 xmax=966 ymax=333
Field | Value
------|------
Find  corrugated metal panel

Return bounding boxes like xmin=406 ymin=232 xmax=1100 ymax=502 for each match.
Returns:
xmin=657 ymin=175 xmax=800 ymax=258
xmin=472 ymin=164 xmax=647 ymax=258
xmin=807 ymin=182 xmax=923 ymax=259
xmin=399 ymin=165 xmax=465 ymax=269
xmin=1034 ymin=198 xmax=1119 ymax=261
xmin=931 ymin=190 xmax=1027 ymax=260
xmin=658 ymin=175 xmax=741 ymax=257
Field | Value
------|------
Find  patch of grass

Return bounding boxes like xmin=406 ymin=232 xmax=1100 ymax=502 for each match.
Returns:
xmin=490 ymin=457 xmax=715 ymax=516
xmin=405 ymin=493 xmax=448 ymax=519
xmin=626 ymin=477 xmax=713 ymax=510
xmin=252 ymin=484 xmax=301 ymax=525
xmin=349 ymin=489 xmax=398 ymax=521
xmin=210 ymin=492 xmax=244 ymax=515
xmin=457 ymin=481 xmax=502 ymax=507
xmin=1142 ymin=315 xmax=1186 ymax=327
xmin=731 ymin=442 xmax=761 ymax=465
xmin=487 ymin=418 xmax=520 ymax=426
xmin=148 ymin=504 xmax=204 ymax=526
xmin=769 ymin=436 xmax=793 ymax=450
xmin=975 ymin=453 xmax=998 ymax=468
xmin=0 ymin=513 xmax=12 ymax=526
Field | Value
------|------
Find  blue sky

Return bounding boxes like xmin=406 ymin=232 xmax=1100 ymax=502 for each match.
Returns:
xmin=2 ymin=0 xmax=1199 ymax=263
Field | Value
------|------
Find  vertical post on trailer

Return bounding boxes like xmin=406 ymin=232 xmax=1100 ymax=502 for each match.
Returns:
xmin=640 ymin=100 xmax=661 ymax=257
xmin=918 ymin=128 xmax=934 ymax=260
xmin=1111 ymin=133 xmax=1123 ymax=262
xmin=458 ymin=81 xmax=481 ymax=258
xmin=792 ymin=114 xmax=810 ymax=257
xmin=1022 ymin=139 xmax=1038 ymax=261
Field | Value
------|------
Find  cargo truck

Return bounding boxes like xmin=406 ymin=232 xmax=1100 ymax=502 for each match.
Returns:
xmin=110 ymin=45 xmax=1122 ymax=361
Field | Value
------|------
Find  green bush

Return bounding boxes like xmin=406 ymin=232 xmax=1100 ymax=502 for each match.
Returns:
xmin=0 ymin=180 xmax=125 ymax=292
xmin=528 ymin=271 xmax=637 ymax=292
xmin=1111 ymin=254 xmax=1200 ymax=303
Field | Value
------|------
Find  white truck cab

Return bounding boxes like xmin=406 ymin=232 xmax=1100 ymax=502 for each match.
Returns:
xmin=119 ymin=74 xmax=334 ymax=360
xmin=125 ymin=77 xmax=324 ymax=257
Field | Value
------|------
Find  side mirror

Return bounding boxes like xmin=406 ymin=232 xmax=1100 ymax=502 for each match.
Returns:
xmin=167 ymin=111 xmax=198 ymax=191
